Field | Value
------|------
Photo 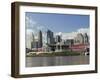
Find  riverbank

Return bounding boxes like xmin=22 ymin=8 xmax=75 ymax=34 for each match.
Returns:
xmin=26 ymin=50 xmax=81 ymax=57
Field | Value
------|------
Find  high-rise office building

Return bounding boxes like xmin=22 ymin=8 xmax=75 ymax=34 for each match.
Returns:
xmin=47 ymin=30 xmax=54 ymax=44
xmin=55 ymin=35 xmax=62 ymax=43
xmin=83 ymin=33 xmax=89 ymax=44
xmin=33 ymin=40 xmax=39 ymax=50
xmin=38 ymin=30 xmax=43 ymax=48
xmin=26 ymin=32 xmax=35 ymax=49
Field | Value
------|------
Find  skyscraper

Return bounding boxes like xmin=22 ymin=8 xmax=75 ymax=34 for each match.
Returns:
xmin=55 ymin=35 xmax=62 ymax=43
xmin=83 ymin=33 xmax=89 ymax=44
xmin=26 ymin=32 xmax=35 ymax=49
xmin=38 ymin=30 xmax=43 ymax=48
xmin=47 ymin=30 xmax=54 ymax=44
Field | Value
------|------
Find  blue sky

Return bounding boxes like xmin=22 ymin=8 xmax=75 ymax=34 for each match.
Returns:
xmin=26 ymin=12 xmax=89 ymax=33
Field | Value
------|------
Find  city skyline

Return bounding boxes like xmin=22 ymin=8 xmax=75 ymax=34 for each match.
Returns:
xmin=26 ymin=12 xmax=89 ymax=40
xmin=25 ymin=12 xmax=90 ymax=51
xmin=26 ymin=28 xmax=89 ymax=53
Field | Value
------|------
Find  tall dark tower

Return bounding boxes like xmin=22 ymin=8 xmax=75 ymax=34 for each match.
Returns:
xmin=83 ymin=33 xmax=89 ymax=44
xmin=38 ymin=30 xmax=42 ymax=48
xmin=55 ymin=35 xmax=62 ymax=43
xmin=47 ymin=30 xmax=54 ymax=44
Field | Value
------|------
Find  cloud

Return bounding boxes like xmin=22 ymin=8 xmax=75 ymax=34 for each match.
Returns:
xmin=26 ymin=16 xmax=37 ymax=27
xmin=55 ymin=28 xmax=89 ymax=40
xmin=25 ymin=16 xmax=37 ymax=32
xmin=26 ymin=16 xmax=48 ymax=34
xmin=77 ymin=28 xmax=89 ymax=35
xmin=62 ymin=32 xmax=78 ymax=40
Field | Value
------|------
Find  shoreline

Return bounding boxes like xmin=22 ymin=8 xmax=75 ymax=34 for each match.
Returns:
xmin=26 ymin=51 xmax=82 ymax=57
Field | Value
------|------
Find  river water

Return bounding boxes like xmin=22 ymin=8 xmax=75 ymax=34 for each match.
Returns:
xmin=26 ymin=55 xmax=89 ymax=67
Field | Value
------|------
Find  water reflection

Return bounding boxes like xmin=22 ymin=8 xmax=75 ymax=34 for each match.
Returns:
xmin=26 ymin=55 xmax=89 ymax=67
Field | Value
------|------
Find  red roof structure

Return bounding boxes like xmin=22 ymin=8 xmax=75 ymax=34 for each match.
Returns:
xmin=69 ymin=44 xmax=89 ymax=52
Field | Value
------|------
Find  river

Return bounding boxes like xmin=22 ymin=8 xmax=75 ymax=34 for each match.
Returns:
xmin=26 ymin=55 xmax=89 ymax=67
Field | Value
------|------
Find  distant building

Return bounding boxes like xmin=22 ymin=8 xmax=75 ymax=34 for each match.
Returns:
xmin=66 ymin=39 xmax=74 ymax=46
xmin=83 ymin=33 xmax=89 ymax=44
xmin=74 ymin=33 xmax=84 ymax=45
xmin=26 ymin=32 xmax=34 ymax=49
xmin=33 ymin=39 xmax=39 ymax=51
xmin=55 ymin=35 xmax=62 ymax=43
xmin=38 ymin=30 xmax=43 ymax=48
xmin=70 ymin=33 xmax=89 ymax=52
xmin=74 ymin=33 xmax=89 ymax=45
xmin=47 ymin=30 xmax=54 ymax=44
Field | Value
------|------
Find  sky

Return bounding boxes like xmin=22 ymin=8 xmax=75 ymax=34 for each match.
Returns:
xmin=25 ymin=12 xmax=90 ymax=39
